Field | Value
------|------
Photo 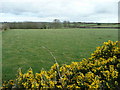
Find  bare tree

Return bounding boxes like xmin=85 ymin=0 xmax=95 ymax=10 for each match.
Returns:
xmin=52 ymin=19 xmax=62 ymax=29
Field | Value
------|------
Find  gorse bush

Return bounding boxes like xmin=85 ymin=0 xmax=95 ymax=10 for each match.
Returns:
xmin=2 ymin=40 xmax=120 ymax=89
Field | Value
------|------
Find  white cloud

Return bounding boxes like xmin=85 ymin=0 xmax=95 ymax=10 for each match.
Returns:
xmin=0 ymin=0 xmax=119 ymax=22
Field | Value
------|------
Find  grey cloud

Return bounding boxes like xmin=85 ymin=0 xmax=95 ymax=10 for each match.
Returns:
xmin=0 ymin=0 xmax=118 ymax=22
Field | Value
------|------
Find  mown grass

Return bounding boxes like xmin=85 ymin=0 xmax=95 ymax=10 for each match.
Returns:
xmin=2 ymin=28 xmax=118 ymax=81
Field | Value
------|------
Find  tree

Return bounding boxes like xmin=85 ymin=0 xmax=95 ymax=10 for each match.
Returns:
xmin=2 ymin=22 xmax=9 ymax=31
xmin=63 ymin=21 xmax=70 ymax=28
xmin=52 ymin=19 xmax=62 ymax=29
xmin=97 ymin=23 xmax=101 ymax=25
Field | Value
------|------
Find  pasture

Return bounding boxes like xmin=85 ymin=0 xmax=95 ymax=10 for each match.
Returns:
xmin=2 ymin=28 xmax=118 ymax=81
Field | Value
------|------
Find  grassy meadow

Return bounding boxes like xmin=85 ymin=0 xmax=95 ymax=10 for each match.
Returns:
xmin=2 ymin=28 xmax=118 ymax=81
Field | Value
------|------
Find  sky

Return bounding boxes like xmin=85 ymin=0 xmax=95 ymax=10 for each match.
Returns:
xmin=0 ymin=0 xmax=119 ymax=23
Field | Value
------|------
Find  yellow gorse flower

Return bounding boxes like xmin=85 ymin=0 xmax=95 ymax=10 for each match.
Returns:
xmin=2 ymin=40 xmax=120 ymax=89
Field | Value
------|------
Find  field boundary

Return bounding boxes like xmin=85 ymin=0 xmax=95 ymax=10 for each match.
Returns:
xmin=71 ymin=26 xmax=119 ymax=29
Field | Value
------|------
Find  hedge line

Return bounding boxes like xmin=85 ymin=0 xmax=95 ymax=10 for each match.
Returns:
xmin=2 ymin=40 xmax=120 ymax=89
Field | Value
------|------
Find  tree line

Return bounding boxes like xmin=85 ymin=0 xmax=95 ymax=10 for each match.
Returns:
xmin=1 ymin=19 xmax=118 ymax=31
xmin=1 ymin=19 xmax=72 ymax=30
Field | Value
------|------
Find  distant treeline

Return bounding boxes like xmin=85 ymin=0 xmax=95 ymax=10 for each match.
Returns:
xmin=0 ymin=19 xmax=119 ymax=30
xmin=1 ymin=19 xmax=71 ymax=30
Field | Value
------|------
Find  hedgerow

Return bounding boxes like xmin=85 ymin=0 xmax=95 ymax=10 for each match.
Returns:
xmin=2 ymin=40 xmax=120 ymax=89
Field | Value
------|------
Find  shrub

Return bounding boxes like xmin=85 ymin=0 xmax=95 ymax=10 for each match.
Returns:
xmin=2 ymin=23 xmax=9 ymax=31
xmin=2 ymin=40 xmax=120 ymax=89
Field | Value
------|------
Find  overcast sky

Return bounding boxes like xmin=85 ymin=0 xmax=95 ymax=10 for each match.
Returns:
xmin=0 ymin=0 xmax=119 ymax=23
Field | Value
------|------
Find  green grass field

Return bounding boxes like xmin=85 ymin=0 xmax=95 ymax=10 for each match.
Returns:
xmin=2 ymin=28 xmax=118 ymax=81
xmin=70 ymin=23 xmax=119 ymax=28
xmin=79 ymin=23 xmax=119 ymax=27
